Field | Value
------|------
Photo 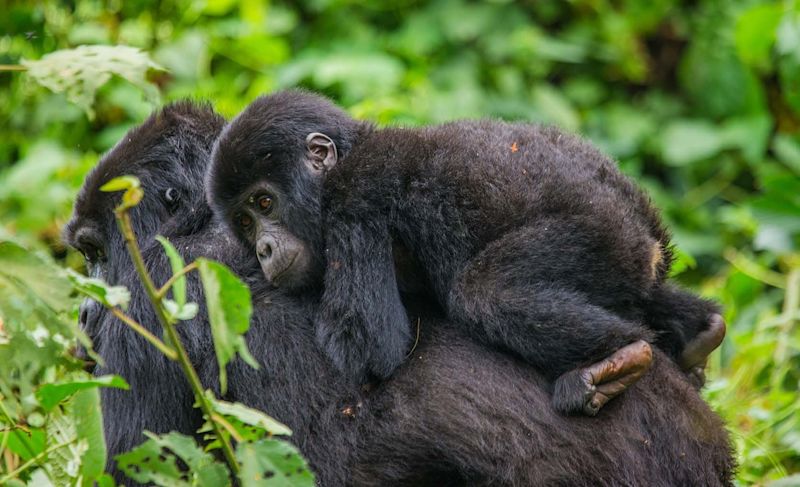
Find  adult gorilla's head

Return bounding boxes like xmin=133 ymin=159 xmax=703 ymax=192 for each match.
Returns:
xmin=63 ymin=102 xmax=225 ymax=340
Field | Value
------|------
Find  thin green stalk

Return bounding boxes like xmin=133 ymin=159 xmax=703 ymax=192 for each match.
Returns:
xmin=156 ymin=261 xmax=198 ymax=300
xmin=0 ymin=65 xmax=26 ymax=72
xmin=114 ymin=211 xmax=239 ymax=474
xmin=774 ymin=268 xmax=800 ymax=364
xmin=109 ymin=307 xmax=177 ymax=360
xmin=0 ymin=438 xmax=74 ymax=484
xmin=0 ymin=401 xmax=36 ymax=460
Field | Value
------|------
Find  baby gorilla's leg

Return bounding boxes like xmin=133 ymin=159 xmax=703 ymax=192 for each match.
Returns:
xmin=447 ymin=225 xmax=655 ymax=415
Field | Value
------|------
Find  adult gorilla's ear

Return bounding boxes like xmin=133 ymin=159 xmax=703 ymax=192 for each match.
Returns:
xmin=305 ymin=132 xmax=338 ymax=173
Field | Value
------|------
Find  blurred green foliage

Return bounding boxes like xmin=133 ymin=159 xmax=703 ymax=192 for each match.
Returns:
xmin=1 ymin=0 xmax=799 ymax=484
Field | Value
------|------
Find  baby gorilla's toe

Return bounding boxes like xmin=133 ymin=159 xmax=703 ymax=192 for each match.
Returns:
xmin=678 ymin=314 xmax=726 ymax=388
xmin=553 ymin=340 xmax=653 ymax=416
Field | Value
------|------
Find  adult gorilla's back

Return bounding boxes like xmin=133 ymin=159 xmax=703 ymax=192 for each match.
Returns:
xmin=66 ymin=102 xmax=734 ymax=486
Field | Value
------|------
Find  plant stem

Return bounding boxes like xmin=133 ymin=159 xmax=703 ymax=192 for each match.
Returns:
xmin=0 ymin=401 xmax=36 ymax=460
xmin=775 ymin=268 xmax=800 ymax=363
xmin=114 ymin=211 xmax=240 ymax=474
xmin=0 ymin=438 xmax=74 ymax=484
xmin=0 ymin=65 xmax=27 ymax=72
xmin=156 ymin=261 xmax=198 ymax=299
xmin=109 ymin=308 xmax=177 ymax=360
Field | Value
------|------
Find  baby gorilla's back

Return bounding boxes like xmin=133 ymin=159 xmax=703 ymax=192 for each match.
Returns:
xmin=321 ymin=118 xmax=721 ymax=414
xmin=356 ymin=323 xmax=735 ymax=487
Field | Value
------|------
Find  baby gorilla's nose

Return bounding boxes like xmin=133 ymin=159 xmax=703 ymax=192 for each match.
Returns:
xmin=257 ymin=236 xmax=276 ymax=261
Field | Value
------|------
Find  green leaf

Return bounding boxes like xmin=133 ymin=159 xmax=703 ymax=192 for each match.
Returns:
xmin=659 ymin=120 xmax=723 ymax=166
xmin=36 ymin=375 xmax=129 ymax=411
xmin=67 ymin=270 xmax=131 ymax=309
xmin=156 ymin=236 xmax=187 ymax=307
xmin=45 ymin=408 xmax=88 ymax=483
xmin=209 ymin=397 xmax=292 ymax=437
xmin=21 ymin=45 xmax=164 ymax=118
xmin=72 ymin=388 xmax=107 ymax=485
xmin=163 ymin=299 xmax=199 ymax=321
xmin=735 ymin=4 xmax=783 ymax=70
xmin=236 ymin=439 xmax=314 ymax=487
xmin=99 ymin=175 xmax=140 ymax=192
xmin=116 ymin=432 xmax=229 ymax=487
xmin=100 ymin=175 xmax=143 ymax=211
xmin=197 ymin=258 xmax=258 ymax=394
xmin=0 ymin=241 xmax=74 ymax=313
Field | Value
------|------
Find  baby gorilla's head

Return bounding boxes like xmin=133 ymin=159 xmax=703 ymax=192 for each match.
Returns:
xmin=206 ymin=90 xmax=366 ymax=289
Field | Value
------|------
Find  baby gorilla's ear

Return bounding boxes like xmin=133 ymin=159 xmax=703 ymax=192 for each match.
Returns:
xmin=305 ymin=132 xmax=338 ymax=173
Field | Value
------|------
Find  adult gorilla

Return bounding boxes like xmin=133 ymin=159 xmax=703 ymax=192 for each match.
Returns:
xmin=64 ymin=102 xmax=735 ymax=486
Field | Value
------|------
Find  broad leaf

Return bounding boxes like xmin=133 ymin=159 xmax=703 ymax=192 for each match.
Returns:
xmin=21 ymin=45 xmax=164 ymax=118
xmin=37 ymin=375 xmax=129 ymax=411
xmin=236 ymin=439 xmax=314 ymax=487
xmin=116 ymin=432 xmax=229 ymax=487
xmin=197 ymin=258 xmax=258 ymax=394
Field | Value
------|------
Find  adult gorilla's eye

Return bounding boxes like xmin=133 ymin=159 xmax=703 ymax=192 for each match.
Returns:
xmin=165 ymin=187 xmax=179 ymax=204
xmin=257 ymin=195 xmax=273 ymax=213
xmin=238 ymin=213 xmax=252 ymax=228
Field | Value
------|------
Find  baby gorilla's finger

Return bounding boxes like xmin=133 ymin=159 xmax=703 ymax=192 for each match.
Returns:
xmin=583 ymin=340 xmax=654 ymax=415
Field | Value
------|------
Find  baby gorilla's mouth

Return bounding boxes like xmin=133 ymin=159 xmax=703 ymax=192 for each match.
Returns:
xmin=270 ymin=251 xmax=298 ymax=285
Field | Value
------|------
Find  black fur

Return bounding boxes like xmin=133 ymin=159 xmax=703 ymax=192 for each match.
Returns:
xmin=65 ymin=102 xmax=735 ymax=485
xmin=208 ymin=90 xmax=721 ymax=410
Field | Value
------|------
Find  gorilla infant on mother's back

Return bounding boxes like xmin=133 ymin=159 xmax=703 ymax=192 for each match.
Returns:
xmin=208 ymin=90 xmax=725 ymax=415
xmin=65 ymin=102 xmax=734 ymax=486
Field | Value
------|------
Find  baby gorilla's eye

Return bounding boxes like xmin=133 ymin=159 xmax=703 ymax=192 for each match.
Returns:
xmin=257 ymin=195 xmax=273 ymax=213
xmin=238 ymin=213 xmax=252 ymax=228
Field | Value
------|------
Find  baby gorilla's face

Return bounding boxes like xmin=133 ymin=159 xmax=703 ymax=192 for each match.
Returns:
xmin=229 ymin=181 xmax=314 ymax=289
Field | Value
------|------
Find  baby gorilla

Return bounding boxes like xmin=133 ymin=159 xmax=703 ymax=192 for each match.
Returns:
xmin=208 ymin=90 xmax=726 ymax=415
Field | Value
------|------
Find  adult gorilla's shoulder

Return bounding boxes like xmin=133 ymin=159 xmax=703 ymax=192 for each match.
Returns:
xmin=65 ymin=101 xmax=735 ymax=486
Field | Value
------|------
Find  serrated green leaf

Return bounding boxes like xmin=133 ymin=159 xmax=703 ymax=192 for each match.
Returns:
xmin=197 ymin=258 xmax=258 ymax=394
xmin=45 ymin=408 xmax=87 ymax=483
xmin=116 ymin=432 xmax=229 ymax=487
xmin=21 ymin=45 xmax=164 ymax=118
xmin=236 ymin=439 xmax=314 ymax=487
xmin=156 ymin=236 xmax=187 ymax=307
xmin=37 ymin=375 xmax=129 ymax=411
xmin=67 ymin=270 xmax=131 ymax=309
xmin=209 ymin=397 xmax=292 ymax=437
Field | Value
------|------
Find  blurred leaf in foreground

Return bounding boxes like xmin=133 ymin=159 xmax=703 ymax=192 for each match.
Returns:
xmin=21 ymin=45 xmax=164 ymax=119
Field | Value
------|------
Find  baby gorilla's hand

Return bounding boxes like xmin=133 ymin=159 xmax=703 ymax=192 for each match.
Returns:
xmin=315 ymin=301 xmax=412 ymax=383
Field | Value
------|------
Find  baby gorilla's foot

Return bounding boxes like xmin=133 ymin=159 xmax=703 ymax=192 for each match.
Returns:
xmin=553 ymin=340 xmax=653 ymax=416
xmin=679 ymin=314 xmax=726 ymax=388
